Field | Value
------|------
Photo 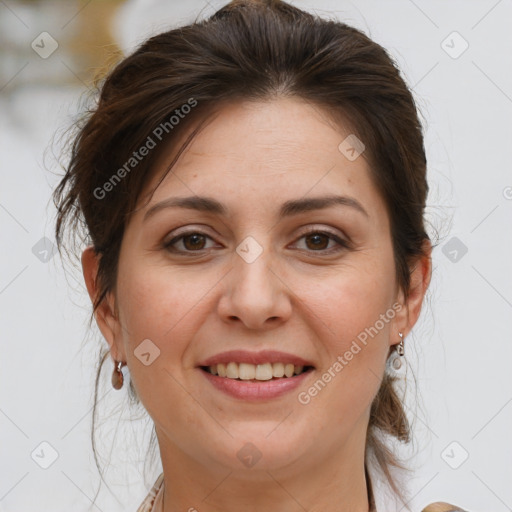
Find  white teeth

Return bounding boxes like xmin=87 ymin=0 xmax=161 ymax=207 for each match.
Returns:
xmin=217 ymin=363 xmax=227 ymax=377
xmin=255 ymin=363 xmax=273 ymax=380
xmin=226 ymin=362 xmax=239 ymax=379
xmin=205 ymin=362 xmax=310 ymax=380
xmin=272 ymin=362 xmax=285 ymax=378
xmin=239 ymin=363 xmax=255 ymax=380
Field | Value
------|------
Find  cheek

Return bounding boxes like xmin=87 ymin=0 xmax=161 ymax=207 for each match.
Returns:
xmin=114 ymin=265 xmax=200 ymax=419
xmin=298 ymin=270 xmax=395 ymax=428
xmin=114 ymin=264 xmax=191 ymax=397
xmin=117 ymin=262 xmax=207 ymax=340
xmin=299 ymin=259 xmax=396 ymax=355
xmin=297 ymin=251 xmax=396 ymax=419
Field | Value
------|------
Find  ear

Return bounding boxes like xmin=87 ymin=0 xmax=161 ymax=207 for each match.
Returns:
xmin=81 ymin=246 xmax=125 ymax=361
xmin=391 ymin=238 xmax=432 ymax=343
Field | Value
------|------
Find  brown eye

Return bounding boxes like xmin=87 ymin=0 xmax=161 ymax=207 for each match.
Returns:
xmin=163 ymin=231 xmax=215 ymax=253
xmin=304 ymin=232 xmax=330 ymax=251
xmin=293 ymin=229 xmax=350 ymax=255
xmin=182 ymin=233 xmax=207 ymax=250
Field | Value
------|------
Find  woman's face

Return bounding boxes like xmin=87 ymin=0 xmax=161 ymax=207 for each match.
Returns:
xmin=85 ymin=97 xmax=425 ymax=478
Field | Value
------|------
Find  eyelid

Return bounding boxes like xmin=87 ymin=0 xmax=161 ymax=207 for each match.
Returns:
xmin=295 ymin=224 xmax=345 ymax=239
xmin=162 ymin=224 xmax=216 ymax=243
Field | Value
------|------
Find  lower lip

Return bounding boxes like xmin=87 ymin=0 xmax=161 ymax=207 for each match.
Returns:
xmin=199 ymin=368 xmax=314 ymax=401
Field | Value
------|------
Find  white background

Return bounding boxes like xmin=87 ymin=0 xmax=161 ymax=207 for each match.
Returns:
xmin=1 ymin=1 xmax=511 ymax=511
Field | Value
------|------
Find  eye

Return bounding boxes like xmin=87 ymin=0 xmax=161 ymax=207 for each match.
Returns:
xmin=292 ymin=228 xmax=350 ymax=254
xmin=163 ymin=231 xmax=217 ymax=254
xmin=162 ymin=228 xmax=350 ymax=255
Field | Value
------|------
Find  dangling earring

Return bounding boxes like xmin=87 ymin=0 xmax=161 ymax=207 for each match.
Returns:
xmin=391 ymin=332 xmax=405 ymax=370
xmin=112 ymin=360 xmax=126 ymax=390
xmin=397 ymin=331 xmax=405 ymax=356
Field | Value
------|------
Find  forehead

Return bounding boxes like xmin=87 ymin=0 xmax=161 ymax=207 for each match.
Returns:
xmin=173 ymin=99 xmax=354 ymax=170
xmin=139 ymin=97 xmax=386 ymax=223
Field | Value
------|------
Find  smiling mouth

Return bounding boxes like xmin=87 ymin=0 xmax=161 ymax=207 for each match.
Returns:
xmin=200 ymin=362 xmax=314 ymax=381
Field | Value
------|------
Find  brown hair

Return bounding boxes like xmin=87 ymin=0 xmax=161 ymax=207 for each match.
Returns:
xmin=54 ymin=0 xmax=431 ymax=508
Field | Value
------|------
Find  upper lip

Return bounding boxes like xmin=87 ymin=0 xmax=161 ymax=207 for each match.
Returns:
xmin=197 ymin=350 xmax=315 ymax=368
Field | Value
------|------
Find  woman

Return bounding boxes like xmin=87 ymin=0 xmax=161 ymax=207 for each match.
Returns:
xmin=53 ymin=1 xmax=467 ymax=510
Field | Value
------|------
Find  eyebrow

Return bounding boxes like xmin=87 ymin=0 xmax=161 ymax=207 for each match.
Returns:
xmin=143 ymin=194 xmax=369 ymax=222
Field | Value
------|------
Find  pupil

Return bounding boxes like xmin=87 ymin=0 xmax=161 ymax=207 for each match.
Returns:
xmin=185 ymin=234 xmax=205 ymax=250
xmin=307 ymin=233 xmax=328 ymax=250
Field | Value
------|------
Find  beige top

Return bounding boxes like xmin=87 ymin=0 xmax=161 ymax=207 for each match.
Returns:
xmin=135 ymin=472 xmax=468 ymax=512
xmin=136 ymin=472 xmax=164 ymax=512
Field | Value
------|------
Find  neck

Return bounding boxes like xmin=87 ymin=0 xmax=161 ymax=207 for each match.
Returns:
xmin=155 ymin=427 xmax=371 ymax=512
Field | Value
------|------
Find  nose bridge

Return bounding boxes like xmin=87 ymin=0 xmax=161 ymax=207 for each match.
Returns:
xmin=235 ymin=236 xmax=273 ymax=293
xmin=219 ymin=234 xmax=291 ymax=328
xmin=234 ymin=233 xmax=276 ymax=303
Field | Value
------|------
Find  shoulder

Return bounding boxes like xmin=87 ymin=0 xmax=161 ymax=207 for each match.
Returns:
xmin=422 ymin=503 xmax=468 ymax=512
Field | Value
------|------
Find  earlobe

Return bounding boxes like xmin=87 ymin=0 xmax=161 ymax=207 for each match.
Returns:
xmin=390 ymin=286 xmax=408 ymax=344
xmin=81 ymin=246 xmax=120 ymax=356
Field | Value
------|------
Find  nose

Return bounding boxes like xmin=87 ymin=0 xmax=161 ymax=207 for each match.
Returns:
xmin=217 ymin=245 xmax=292 ymax=330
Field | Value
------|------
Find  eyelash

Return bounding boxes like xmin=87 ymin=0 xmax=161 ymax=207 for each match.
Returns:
xmin=162 ymin=228 xmax=350 ymax=256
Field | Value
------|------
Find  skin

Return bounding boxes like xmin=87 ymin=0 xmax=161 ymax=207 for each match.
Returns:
xmin=82 ymin=97 xmax=431 ymax=512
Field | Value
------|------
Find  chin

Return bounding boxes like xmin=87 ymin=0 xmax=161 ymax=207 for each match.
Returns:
xmin=202 ymin=425 xmax=311 ymax=474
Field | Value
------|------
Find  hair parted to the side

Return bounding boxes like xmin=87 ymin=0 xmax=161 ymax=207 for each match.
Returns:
xmin=53 ymin=0 xmax=431 ymax=508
